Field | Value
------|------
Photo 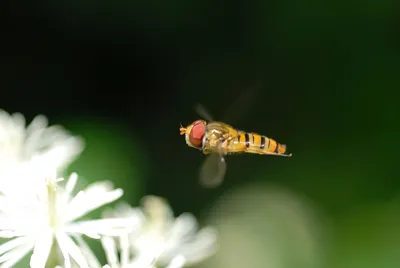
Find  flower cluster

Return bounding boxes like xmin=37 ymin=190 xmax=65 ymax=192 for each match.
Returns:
xmin=0 ymin=110 xmax=217 ymax=268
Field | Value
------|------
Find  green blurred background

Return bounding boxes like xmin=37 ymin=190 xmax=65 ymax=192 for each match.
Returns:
xmin=3 ymin=0 xmax=400 ymax=267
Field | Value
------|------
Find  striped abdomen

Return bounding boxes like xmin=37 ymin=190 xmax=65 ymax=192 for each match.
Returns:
xmin=229 ymin=132 xmax=289 ymax=155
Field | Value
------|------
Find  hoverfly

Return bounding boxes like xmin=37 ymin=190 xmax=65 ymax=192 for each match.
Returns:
xmin=180 ymin=104 xmax=292 ymax=188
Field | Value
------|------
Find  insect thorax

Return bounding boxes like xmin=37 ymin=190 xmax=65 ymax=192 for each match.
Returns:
xmin=202 ymin=126 xmax=231 ymax=154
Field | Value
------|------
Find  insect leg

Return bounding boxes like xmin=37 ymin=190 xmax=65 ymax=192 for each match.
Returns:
xmin=263 ymin=151 xmax=292 ymax=157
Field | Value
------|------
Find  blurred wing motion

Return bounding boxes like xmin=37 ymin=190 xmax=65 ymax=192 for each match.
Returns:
xmin=220 ymin=82 xmax=261 ymax=125
xmin=199 ymin=151 xmax=227 ymax=188
xmin=194 ymin=103 xmax=214 ymax=121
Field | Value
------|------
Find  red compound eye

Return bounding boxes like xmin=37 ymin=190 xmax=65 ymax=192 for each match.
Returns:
xmin=189 ymin=120 xmax=205 ymax=148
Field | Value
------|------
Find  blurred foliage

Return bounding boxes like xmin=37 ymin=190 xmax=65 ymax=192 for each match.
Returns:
xmin=203 ymin=182 xmax=330 ymax=268
xmin=61 ymin=116 xmax=147 ymax=205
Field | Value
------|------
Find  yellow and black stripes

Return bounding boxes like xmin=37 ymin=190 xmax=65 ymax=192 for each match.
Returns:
xmin=260 ymin=135 xmax=266 ymax=149
xmin=245 ymin=133 xmax=250 ymax=148
xmin=231 ymin=132 xmax=287 ymax=155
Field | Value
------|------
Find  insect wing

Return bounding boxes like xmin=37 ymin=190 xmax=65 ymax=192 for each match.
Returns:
xmin=194 ymin=103 xmax=214 ymax=122
xmin=220 ymin=83 xmax=260 ymax=125
xmin=199 ymin=152 xmax=227 ymax=188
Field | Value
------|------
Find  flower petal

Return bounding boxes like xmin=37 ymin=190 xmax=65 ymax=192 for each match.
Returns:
xmin=119 ymin=235 xmax=130 ymax=266
xmin=0 ymin=236 xmax=32 ymax=255
xmin=30 ymin=229 xmax=54 ymax=268
xmin=65 ymin=217 xmax=139 ymax=238
xmin=101 ymin=237 xmax=119 ymax=267
xmin=170 ymin=213 xmax=198 ymax=241
xmin=74 ymin=235 xmax=102 ymax=268
xmin=56 ymin=232 xmax=88 ymax=268
xmin=65 ymin=173 xmax=78 ymax=198
xmin=163 ymin=227 xmax=218 ymax=265
xmin=0 ymin=241 xmax=35 ymax=267
xmin=67 ymin=183 xmax=123 ymax=222
xmin=56 ymin=233 xmax=71 ymax=268
xmin=165 ymin=255 xmax=186 ymax=268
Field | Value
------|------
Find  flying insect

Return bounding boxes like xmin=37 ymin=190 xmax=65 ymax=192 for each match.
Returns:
xmin=180 ymin=105 xmax=292 ymax=188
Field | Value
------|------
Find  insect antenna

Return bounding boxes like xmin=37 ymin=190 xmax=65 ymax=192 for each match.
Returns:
xmin=179 ymin=123 xmax=186 ymax=135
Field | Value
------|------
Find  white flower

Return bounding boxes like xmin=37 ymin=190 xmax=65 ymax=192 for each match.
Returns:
xmin=0 ymin=110 xmax=84 ymax=192
xmin=101 ymin=196 xmax=218 ymax=268
xmin=0 ymin=172 xmax=138 ymax=268
xmin=99 ymin=235 xmax=185 ymax=268
xmin=53 ymin=235 xmax=184 ymax=268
